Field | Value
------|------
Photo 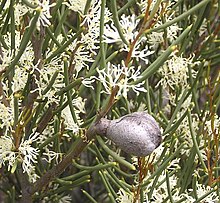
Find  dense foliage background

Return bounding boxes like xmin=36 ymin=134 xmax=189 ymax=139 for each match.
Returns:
xmin=0 ymin=0 xmax=220 ymax=202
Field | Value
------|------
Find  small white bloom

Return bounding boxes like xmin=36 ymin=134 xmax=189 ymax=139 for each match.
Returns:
xmin=196 ymin=184 xmax=218 ymax=202
xmin=80 ymin=0 xmax=111 ymax=53
xmin=123 ymin=41 xmax=154 ymax=64
xmin=104 ymin=14 xmax=153 ymax=63
xmin=0 ymin=102 xmax=14 ymax=133
xmin=146 ymin=171 xmax=177 ymax=202
xmin=85 ymin=62 xmax=146 ymax=98
xmin=120 ymin=14 xmax=139 ymax=42
xmin=147 ymin=4 xmax=181 ymax=49
xmin=104 ymin=14 xmax=139 ymax=45
xmin=35 ymin=0 xmax=55 ymax=27
xmin=68 ymin=40 xmax=94 ymax=75
xmin=14 ymin=3 xmax=29 ymax=25
xmin=0 ymin=136 xmax=16 ymax=171
xmin=1 ymin=31 xmax=35 ymax=93
xmin=18 ymin=133 xmax=40 ymax=177
xmin=147 ymin=31 xmax=164 ymax=50
xmin=33 ymin=56 xmax=64 ymax=104
xmin=0 ymin=49 xmax=12 ymax=73
xmin=157 ymin=53 xmax=197 ymax=91
xmin=72 ymin=96 xmax=86 ymax=114
xmin=82 ymin=77 xmax=96 ymax=89
xmin=173 ymin=192 xmax=196 ymax=202
xmin=58 ymin=195 xmax=72 ymax=203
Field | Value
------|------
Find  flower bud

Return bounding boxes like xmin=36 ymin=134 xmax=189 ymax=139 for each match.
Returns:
xmin=95 ymin=112 xmax=162 ymax=157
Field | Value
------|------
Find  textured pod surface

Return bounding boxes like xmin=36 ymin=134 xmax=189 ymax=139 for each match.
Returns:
xmin=95 ymin=112 xmax=162 ymax=157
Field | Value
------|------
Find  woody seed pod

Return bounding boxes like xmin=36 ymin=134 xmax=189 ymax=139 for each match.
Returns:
xmin=95 ymin=112 xmax=162 ymax=157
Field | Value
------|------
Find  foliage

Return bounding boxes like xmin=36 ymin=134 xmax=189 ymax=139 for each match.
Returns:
xmin=0 ymin=0 xmax=220 ymax=202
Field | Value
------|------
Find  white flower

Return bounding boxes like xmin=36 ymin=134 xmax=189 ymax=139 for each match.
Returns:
xmin=1 ymin=30 xmax=34 ymax=67
xmin=14 ymin=3 xmax=29 ymax=25
xmin=0 ymin=136 xmax=16 ymax=171
xmin=0 ymin=49 xmax=12 ymax=73
xmin=104 ymin=14 xmax=153 ymax=64
xmin=0 ymin=102 xmax=14 ymax=133
xmin=32 ymin=56 xmax=64 ymax=104
xmin=58 ymin=195 xmax=72 ymax=203
xmin=18 ymin=133 xmax=39 ymax=168
xmin=0 ymin=133 xmax=40 ymax=182
xmin=173 ymin=192 xmax=196 ymax=202
xmin=61 ymin=107 xmax=79 ymax=133
xmin=80 ymin=0 xmax=111 ymax=53
xmin=120 ymin=14 xmax=139 ymax=42
xmin=147 ymin=4 xmax=181 ymax=49
xmin=84 ymin=62 xmax=146 ymax=98
xmin=12 ymin=66 xmax=30 ymax=93
xmin=1 ymin=31 xmax=35 ymax=93
xmin=67 ymin=40 xmax=94 ymax=75
xmin=146 ymin=172 xmax=176 ymax=202
xmin=157 ymin=53 xmax=197 ymax=91
xmin=196 ymin=184 xmax=218 ymax=202
xmin=104 ymin=23 xmax=121 ymax=44
xmin=123 ymin=39 xmax=154 ymax=63
xmin=72 ymin=96 xmax=86 ymax=113
xmin=35 ymin=0 xmax=55 ymax=27
xmin=18 ymin=133 xmax=40 ymax=180
xmin=147 ymin=31 xmax=164 ymax=50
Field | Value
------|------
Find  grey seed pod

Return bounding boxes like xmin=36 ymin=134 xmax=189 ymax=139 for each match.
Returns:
xmin=95 ymin=112 xmax=162 ymax=157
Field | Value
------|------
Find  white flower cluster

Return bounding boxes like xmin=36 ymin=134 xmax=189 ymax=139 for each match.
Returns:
xmin=83 ymin=62 xmax=146 ymax=98
xmin=145 ymin=171 xmax=218 ymax=202
xmin=0 ymin=0 xmax=55 ymax=28
xmin=0 ymin=133 xmax=40 ymax=182
xmin=36 ymin=0 xmax=55 ymax=27
xmin=61 ymin=0 xmax=112 ymax=76
xmin=67 ymin=40 xmax=94 ymax=76
xmin=0 ymin=136 xmax=15 ymax=171
xmin=0 ymin=102 xmax=14 ymax=133
xmin=157 ymin=52 xmax=198 ymax=105
xmin=81 ymin=0 xmax=112 ymax=53
xmin=104 ymin=14 xmax=154 ymax=64
xmin=0 ymin=0 xmax=87 ymax=182
xmin=160 ymin=53 xmax=196 ymax=89
xmin=137 ymin=0 xmax=180 ymax=49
